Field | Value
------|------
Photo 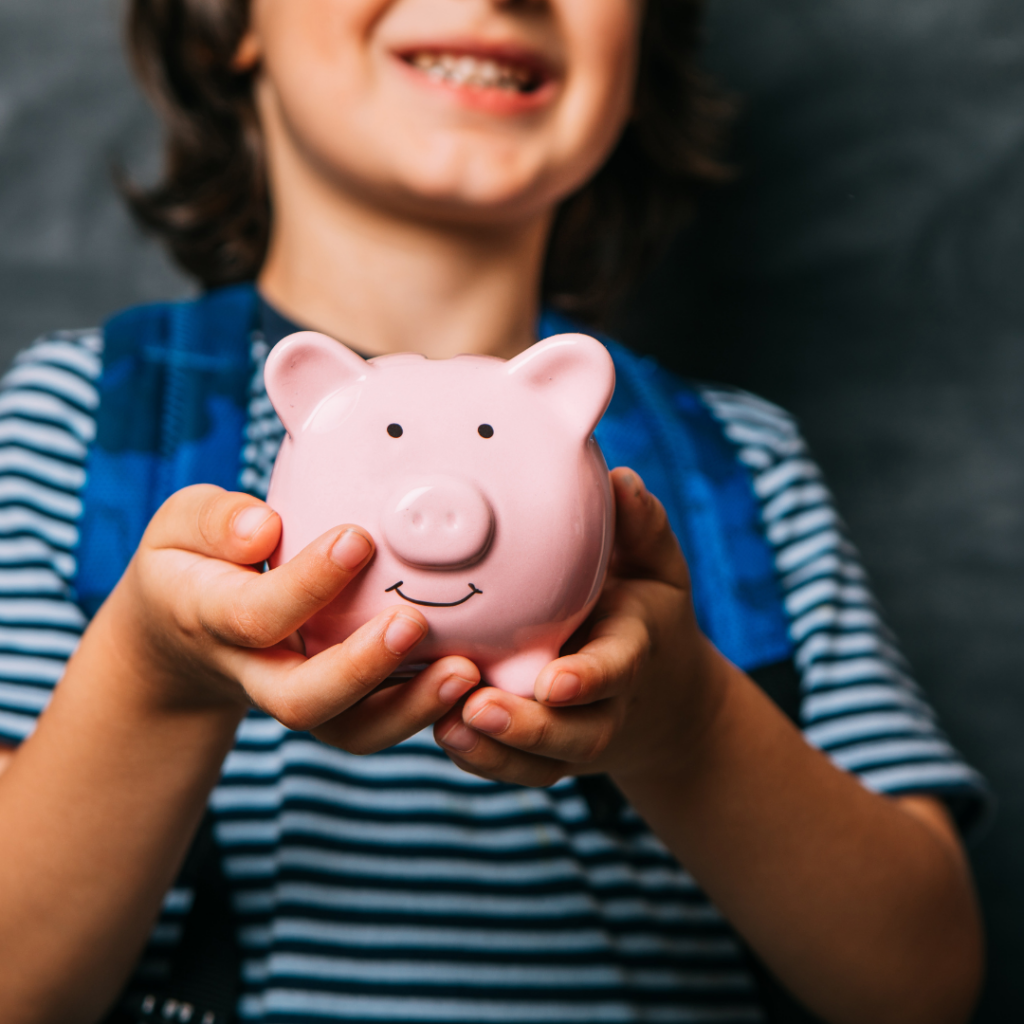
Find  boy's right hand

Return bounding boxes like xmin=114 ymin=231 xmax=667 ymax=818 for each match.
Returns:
xmin=94 ymin=484 xmax=479 ymax=752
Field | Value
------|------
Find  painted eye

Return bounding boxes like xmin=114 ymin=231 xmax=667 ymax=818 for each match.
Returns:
xmin=387 ymin=423 xmax=403 ymax=438
xmin=478 ymin=424 xmax=494 ymax=438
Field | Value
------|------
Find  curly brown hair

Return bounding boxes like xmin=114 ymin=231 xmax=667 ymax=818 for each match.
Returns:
xmin=125 ymin=0 xmax=730 ymax=324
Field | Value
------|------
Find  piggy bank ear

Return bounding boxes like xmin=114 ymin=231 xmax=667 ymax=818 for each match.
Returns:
xmin=264 ymin=331 xmax=369 ymax=436
xmin=505 ymin=333 xmax=615 ymax=436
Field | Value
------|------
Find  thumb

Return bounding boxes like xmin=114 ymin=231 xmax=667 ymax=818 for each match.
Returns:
xmin=609 ymin=467 xmax=690 ymax=588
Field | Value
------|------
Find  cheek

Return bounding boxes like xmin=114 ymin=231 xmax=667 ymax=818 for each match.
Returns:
xmin=550 ymin=0 xmax=642 ymax=186
xmin=255 ymin=0 xmax=385 ymax=143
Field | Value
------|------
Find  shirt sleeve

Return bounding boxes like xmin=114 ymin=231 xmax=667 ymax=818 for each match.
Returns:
xmin=700 ymin=384 xmax=992 ymax=836
xmin=0 ymin=329 xmax=102 ymax=746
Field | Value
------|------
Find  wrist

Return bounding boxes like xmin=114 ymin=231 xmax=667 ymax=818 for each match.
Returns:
xmin=610 ymin=638 xmax=737 ymax=794
xmin=80 ymin=580 xmax=248 ymax=729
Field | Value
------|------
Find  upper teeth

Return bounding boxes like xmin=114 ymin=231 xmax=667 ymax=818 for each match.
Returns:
xmin=410 ymin=52 xmax=536 ymax=92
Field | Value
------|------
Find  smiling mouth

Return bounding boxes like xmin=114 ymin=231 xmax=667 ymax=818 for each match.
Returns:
xmin=385 ymin=581 xmax=483 ymax=608
xmin=403 ymin=51 xmax=546 ymax=94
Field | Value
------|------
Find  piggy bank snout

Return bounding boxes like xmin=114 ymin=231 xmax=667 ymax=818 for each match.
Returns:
xmin=381 ymin=478 xmax=494 ymax=569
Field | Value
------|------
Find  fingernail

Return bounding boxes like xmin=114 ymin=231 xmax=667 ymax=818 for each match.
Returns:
xmin=439 ymin=722 xmax=479 ymax=752
xmin=438 ymin=675 xmax=477 ymax=704
xmin=544 ymin=672 xmax=581 ymax=704
xmin=233 ymin=504 xmax=273 ymax=540
xmin=468 ymin=703 xmax=511 ymax=736
xmin=331 ymin=530 xmax=372 ymax=571
xmin=620 ymin=471 xmax=643 ymax=499
xmin=384 ymin=613 xmax=426 ymax=655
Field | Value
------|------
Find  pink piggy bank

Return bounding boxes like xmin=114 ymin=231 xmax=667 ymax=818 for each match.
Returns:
xmin=264 ymin=331 xmax=616 ymax=698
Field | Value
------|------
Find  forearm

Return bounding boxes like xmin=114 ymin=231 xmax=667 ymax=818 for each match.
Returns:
xmin=0 ymin=600 xmax=245 ymax=1024
xmin=612 ymin=654 xmax=982 ymax=1024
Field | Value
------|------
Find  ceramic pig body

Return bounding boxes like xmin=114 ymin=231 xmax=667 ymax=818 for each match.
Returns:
xmin=264 ymin=332 xmax=616 ymax=698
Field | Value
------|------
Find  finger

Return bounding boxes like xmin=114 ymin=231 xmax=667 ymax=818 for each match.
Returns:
xmin=434 ymin=717 xmax=572 ymax=788
xmin=196 ymin=518 xmax=376 ymax=647
xmin=533 ymin=606 xmax=650 ymax=706
xmin=609 ymin=468 xmax=690 ymax=588
xmin=312 ymin=656 xmax=480 ymax=753
xmin=437 ymin=687 xmax=621 ymax=765
xmin=143 ymin=484 xmax=283 ymax=566
xmin=222 ymin=604 xmax=429 ymax=731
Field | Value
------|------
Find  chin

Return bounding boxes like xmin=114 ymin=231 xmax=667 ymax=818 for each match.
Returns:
xmin=388 ymin=145 xmax=568 ymax=221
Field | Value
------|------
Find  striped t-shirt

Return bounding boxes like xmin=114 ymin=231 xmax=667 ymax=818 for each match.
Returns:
xmin=0 ymin=324 xmax=987 ymax=1024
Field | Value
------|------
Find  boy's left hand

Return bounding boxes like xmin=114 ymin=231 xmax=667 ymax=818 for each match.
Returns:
xmin=434 ymin=466 xmax=727 ymax=787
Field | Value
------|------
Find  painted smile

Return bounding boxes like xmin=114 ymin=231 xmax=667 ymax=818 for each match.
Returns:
xmin=385 ymin=581 xmax=483 ymax=608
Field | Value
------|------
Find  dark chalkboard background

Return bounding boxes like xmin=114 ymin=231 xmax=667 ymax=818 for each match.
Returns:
xmin=1 ymin=0 xmax=1021 ymax=1019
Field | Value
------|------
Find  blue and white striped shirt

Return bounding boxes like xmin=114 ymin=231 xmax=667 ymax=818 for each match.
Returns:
xmin=0 ymin=326 xmax=987 ymax=1023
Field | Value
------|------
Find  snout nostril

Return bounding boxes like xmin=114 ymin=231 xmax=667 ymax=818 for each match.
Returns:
xmin=382 ymin=478 xmax=494 ymax=569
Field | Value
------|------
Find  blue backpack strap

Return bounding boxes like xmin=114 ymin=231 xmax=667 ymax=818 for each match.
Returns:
xmin=540 ymin=310 xmax=792 ymax=673
xmin=74 ymin=283 xmax=258 ymax=618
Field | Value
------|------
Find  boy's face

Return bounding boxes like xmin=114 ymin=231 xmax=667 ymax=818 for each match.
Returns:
xmin=244 ymin=0 xmax=641 ymax=225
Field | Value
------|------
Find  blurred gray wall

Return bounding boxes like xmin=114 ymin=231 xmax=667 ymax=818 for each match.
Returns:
xmin=614 ymin=2 xmax=1024 ymax=1019
xmin=1 ymin=0 xmax=1021 ymax=1020
xmin=0 ymin=0 xmax=189 ymax=351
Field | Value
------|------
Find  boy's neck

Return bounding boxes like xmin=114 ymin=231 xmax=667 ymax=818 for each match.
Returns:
xmin=257 ymin=144 xmax=552 ymax=361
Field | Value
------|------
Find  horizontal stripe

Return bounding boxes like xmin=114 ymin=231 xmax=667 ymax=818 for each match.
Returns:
xmin=794 ymin=630 xmax=904 ymax=671
xmin=785 ymin=578 xmax=874 ymax=618
xmin=1 ymin=362 xmax=99 ymax=411
xmin=0 ymin=708 xmax=37 ymax=740
xmin=0 ymin=567 xmax=69 ymax=595
xmin=236 ymin=989 xmax=762 ymax=1023
xmin=232 ymin=880 xmax=701 ymax=921
xmin=780 ymin=552 xmax=866 ymax=592
xmin=0 ymin=680 xmax=55 ymax=711
xmin=237 ymin=919 xmax=743 ymax=959
xmin=0 ymin=538 xmax=76 ymax=579
xmin=700 ymin=391 xmax=793 ymax=430
xmin=802 ymin=684 xmax=930 ymax=722
xmin=860 ymin=761 xmax=985 ymax=795
xmin=773 ymin=527 xmax=845 ymax=574
xmin=0 ymin=417 xmax=87 ymax=460
xmin=804 ymin=711 xmax=937 ymax=749
xmin=0 ymin=506 xmax=79 ymax=548
xmin=15 ymin=335 xmax=102 ymax=379
xmin=802 ymin=656 xmax=912 ymax=690
xmin=241 ymin=953 xmax=754 ymax=992
xmin=214 ymin=769 xmax=586 ymax=821
xmin=0 ymin=390 xmax=96 ymax=442
xmin=0 ymin=597 xmax=86 ymax=628
xmin=766 ymin=505 xmax=839 ymax=546
xmin=721 ymin=422 xmax=804 ymax=459
xmin=752 ymin=458 xmax=821 ymax=500
xmin=0 ymin=477 xmax=81 ymax=519
xmin=760 ymin=483 xmax=833 ymax=523
xmin=828 ymin=737 xmax=958 ymax=772
xmin=736 ymin=446 xmax=772 ymax=471
xmin=0 ymin=624 xmax=79 ymax=656
xmin=224 ymin=845 xmax=692 ymax=892
xmin=162 ymin=887 xmax=195 ymax=914
xmin=0 ymin=652 xmax=67 ymax=684
xmin=0 ymin=446 xmax=86 ymax=490
xmin=789 ymin=604 xmax=883 ymax=644
xmin=217 ymin=810 xmax=674 ymax=861
xmin=224 ymin=741 xmax=505 ymax=788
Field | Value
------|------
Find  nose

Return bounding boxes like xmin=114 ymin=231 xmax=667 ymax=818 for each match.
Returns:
xmin=381 ymin=477 xmax=494 ymax=569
